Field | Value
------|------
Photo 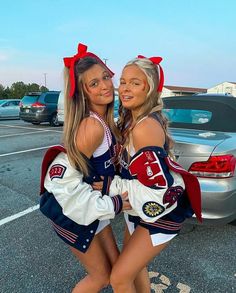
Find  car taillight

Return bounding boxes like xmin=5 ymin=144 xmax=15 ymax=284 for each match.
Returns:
xmin=189 ymin=155 xmax=236 ymax=178
xmin=31 ymin=102 xmax=46 ymax=108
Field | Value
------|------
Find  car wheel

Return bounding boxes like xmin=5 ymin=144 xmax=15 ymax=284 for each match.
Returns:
xmin=50 ymin=113 xmax=59 ymax=127
xmin=32 ymin=122 xmax=40 ymax=125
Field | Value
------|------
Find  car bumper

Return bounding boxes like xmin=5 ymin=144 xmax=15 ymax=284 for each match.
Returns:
xmin=20 ymin=112 xmax=50 ymax=123
xmin=189 ymin=176 xmax=236 ymax=225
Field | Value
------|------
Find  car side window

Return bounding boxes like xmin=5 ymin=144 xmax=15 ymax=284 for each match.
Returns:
xmin=9 ymin=101 xmax=18 ymax=106
xmin=44 ymin=94 xmax=59 ymax=104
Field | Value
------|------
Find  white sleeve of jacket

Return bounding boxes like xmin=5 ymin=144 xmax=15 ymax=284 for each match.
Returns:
xmin=44 ymin=152 xmax=118 ymax=226
xmin=110 ymin=172 xmax=185 ymax=223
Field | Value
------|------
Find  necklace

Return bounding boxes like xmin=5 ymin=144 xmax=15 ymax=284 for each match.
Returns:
xmin=90 ymin=111 xmax=115 ymax=158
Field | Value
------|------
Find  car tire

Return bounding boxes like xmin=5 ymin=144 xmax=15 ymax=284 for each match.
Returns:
xmin=50 ymin=113 xmax=59 ymax=127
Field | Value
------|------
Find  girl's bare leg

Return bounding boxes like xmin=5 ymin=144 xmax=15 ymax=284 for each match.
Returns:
xmin=123 ymin=226 xmax=150 ymax=293
xmin=110 ymin=225 xmax=169 ymax=293
xmin=97 ymin=224 xmax=120 ymax=266
xmin=71 ymin=225 xmax=118 ymax=293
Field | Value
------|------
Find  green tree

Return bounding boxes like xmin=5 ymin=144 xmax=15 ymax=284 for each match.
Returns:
xmin=0 ymin=86 xmax=11 ymax=99
xmin=40 ymin=85 xmax=49 ymax=92
xmin=11 ymin=82 xmax=28 ymax=99
xmin=27 ymin=83 xmax=41 ymax=93
xmin=0 ymin=84 xmax=5 ymax=98
xmin=1 ymin=82 xmax=49 ymax=99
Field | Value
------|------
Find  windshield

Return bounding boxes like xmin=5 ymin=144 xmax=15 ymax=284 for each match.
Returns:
xmin=21 ymin=95 xmax=39 ymax=105
xmin=163 ymin=109 xmax=212 ymax=124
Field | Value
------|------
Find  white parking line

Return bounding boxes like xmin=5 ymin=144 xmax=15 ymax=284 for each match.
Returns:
xmin=0 ymin=204 xmax=39 ymax=226
xmin=0 ymin=130 xmax=52 ymax=138
xmin=0 ymin=124 xmax=62 ymax=133
xmin=0 ymin=145 xmax=54 ymax=157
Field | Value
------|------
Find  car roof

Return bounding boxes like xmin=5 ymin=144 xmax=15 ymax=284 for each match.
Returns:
xmin=163 ymin=94 xmax=236 ymax=107
xmin=163 ymin=95 xmax=236 ymax=132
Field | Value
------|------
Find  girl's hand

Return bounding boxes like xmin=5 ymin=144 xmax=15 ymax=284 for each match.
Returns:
xmin=92 ymin=181 xmax=103 ymax=191
xmin=121 ymin=191 xmax=132 ymax=210
xmin=92 ymin=176 xmax=104 ymax=191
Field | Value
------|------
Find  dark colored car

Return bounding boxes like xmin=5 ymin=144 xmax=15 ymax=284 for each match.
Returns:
xmin=162 ymin=94 xmax=236 ymax=225
xmin=19 ymin=91 xmax=60 ymax=126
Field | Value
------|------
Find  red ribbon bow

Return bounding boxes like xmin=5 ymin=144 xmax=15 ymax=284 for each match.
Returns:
xmin=137 ymin=55 xmax=164 ymax=93
xmin=63 ymin=43 xmax=114 ymax=98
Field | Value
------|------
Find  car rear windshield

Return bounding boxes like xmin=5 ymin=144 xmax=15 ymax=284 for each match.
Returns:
xmin=21 ymin=95 xmax=39 ymax=105
xmin=163 ymin=109 xmax=212 ymax=124
xmin=163 ymin=98 xmax=236 ymax=132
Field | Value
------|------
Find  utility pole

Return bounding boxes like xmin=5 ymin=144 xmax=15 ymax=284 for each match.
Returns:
xmin=43 ymin=73 xmax=47 ymax=88
xmin=103 ymin=58 xmax=108 ymax=65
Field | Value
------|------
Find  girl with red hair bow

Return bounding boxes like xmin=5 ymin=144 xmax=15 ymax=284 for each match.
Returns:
xmin=40 ymin=43 xmax=130 ymax=292
xmin=108 ymin=56 xmax=201 ymax=292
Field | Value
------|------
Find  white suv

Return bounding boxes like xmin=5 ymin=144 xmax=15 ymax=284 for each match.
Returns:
xmin=57 ymin=91 xmax=64 ymax=125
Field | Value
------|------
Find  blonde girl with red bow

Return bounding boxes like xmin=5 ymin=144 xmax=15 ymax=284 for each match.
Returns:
xmin=108 ymin=56 xmax=201 ymax=292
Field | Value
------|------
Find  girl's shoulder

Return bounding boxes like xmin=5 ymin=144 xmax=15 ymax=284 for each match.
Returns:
xmin=76 ymin=117 xmax=105 ymax=158
xmin=80 ymin=115 xmax=104 ymax=132
xmin=132 ymin=116 xmax=165 ymax=151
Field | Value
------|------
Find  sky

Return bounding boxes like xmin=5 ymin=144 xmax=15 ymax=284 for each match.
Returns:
xmin=0 ymin=0 xmax=235 ymax=91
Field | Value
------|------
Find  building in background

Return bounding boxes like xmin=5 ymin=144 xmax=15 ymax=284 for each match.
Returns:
xmin=161 ymin=82 xmax=236 ymax=98
xmin=161 ymin=85 xmax=207 ymax=98
xmin=207 ymin=81 xmax=236 ymax=96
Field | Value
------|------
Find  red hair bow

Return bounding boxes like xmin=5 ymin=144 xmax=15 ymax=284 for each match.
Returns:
xmin=63 ymin=43 xmax=114 ymax=98
xmin=137 ymin=55 xmax=164 ymax=93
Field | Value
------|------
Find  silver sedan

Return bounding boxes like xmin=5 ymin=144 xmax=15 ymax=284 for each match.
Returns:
xmin=0 ymin=99 xmax=21 ymax=119
xmin=163 ymin=94 xmax=236 ymax=225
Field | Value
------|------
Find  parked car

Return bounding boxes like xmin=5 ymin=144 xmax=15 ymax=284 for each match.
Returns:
xmin=0 ymin=99 xmax=21 ymax=119
xmin=57 ymin=91 xmax=64 ymax=125
xmin=19 ymin=91 xmax=60 ymax=126
xmin=57 ymin=90 xmax=120 ymax=125
xmin=114 ymin=91 xmax=119 ymax=121
xmin=162 ymin=94 xmax=236 ymax=225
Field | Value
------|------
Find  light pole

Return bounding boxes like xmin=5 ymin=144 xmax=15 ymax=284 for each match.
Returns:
xmin=103 ymin=58 xmax=108 ymax=65
xmin=43 ymin=73 xmax=47 ymax=88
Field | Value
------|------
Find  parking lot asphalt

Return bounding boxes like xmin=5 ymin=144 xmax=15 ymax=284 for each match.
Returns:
xmin=0 ymin=119 xmax=235 ymax=293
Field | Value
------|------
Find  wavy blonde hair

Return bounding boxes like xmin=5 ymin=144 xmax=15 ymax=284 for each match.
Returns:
xmin=63 ymin=57 xmax=119 ymax=176
xmin=117 ymin=58 xmax=174 ymax=155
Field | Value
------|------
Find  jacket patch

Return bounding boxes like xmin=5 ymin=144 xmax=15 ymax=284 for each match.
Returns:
xmin=142 ymin=201 xmax=164 ymax=218
xmin=163 ymin=186 xmax=184 ymax=208
xmin=129 ymin=150 xmax=167 ymax=188
xmin=49 ymin=164 xmax=66 ymax=180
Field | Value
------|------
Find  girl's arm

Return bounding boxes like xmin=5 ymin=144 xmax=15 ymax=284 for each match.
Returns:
xmin=110 ymin=118 xmax=185 ymax=222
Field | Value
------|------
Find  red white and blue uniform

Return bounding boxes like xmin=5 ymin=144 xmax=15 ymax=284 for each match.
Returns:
xmin=40 ymin=112 xmax=122 ymax=253
xmin=109 ymin=113 xmax=201 ymax=245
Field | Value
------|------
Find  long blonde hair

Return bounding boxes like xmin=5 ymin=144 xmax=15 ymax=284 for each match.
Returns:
xmin=118 ymin=58 xmax=174 ymax=155
xmin=63 ymin=57 xmax=119 ymax=176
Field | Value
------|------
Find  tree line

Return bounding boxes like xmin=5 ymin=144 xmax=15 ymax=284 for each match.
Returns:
xmin=0 ymin=82 xmax=49 ymax=100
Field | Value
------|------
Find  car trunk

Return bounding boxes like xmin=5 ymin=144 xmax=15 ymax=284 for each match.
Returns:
xmin=169 ymin=128 xmax=228 ymax=169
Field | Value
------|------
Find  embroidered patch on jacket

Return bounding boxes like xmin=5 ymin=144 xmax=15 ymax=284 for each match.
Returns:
xmin=163 ymin=186 xmax=184 ymax=208
xmin=129 ymin=151 xmax=167 ymax=188
xmin=49 ymin=164 xmax=66 ymax=180
xmin=142 ymin=201 xmax=164 ymax=218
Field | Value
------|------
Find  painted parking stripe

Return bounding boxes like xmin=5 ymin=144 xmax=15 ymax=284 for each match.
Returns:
xmin=0 ymin=204 xmax=39 ymax=226
xmin=0 ymin=146 xmax=54 ymax=157
xmin=0 ymin=124 xmax=62 ymax=133
xmin=0 ymin=130 xmax=52 ymax=138
xmin=149 ymin=271 xmax=191 ymax=292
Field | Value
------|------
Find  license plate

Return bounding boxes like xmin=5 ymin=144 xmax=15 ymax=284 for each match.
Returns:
xmin=25 ymin=109 xmax=29 ymax=113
